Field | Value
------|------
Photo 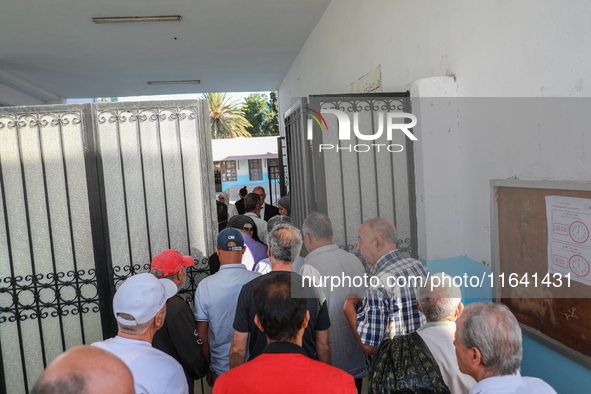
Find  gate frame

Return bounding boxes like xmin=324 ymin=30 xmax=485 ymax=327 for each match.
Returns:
xmin=283 ymin=92 xmax=418 ymax=259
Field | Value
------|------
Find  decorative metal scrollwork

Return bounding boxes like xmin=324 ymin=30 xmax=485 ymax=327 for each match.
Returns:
xmin=112 ymin=263 xmax=151 ymax=288
xmin=49 ymin=113 xmax=82 ymax=126
xmin=320 ymin=98 xmax=406 ymax=115
xmin=168 ymin=112 xmax=184 ymax=121
xmin=179 ymin=257 xmax=211 ymax=303
xmin=27 ymin=118 xmax=49 ymax=127
xmin=129 ymin=114 xmax=148 ymax=123
xmin=96 ymin=107 xmax=199 ymax=125
xmin=396 ymin=237 xmax=413 ymax=256
xmin=364 ymin=101 xmax=382 ymax=112
xmin=109 ymin=257 xmax=210 ymax=303
xmin=7 ymin=120 xmax=26 ymax=128
xmin=285 ymin=112 xmax=300 ymax=126
xmin=0 ymin=113 xmax=83 ymax=132
xmin=0 ymin=269 xmax=99 ymax=324
xmin=51 ymin=118 xmax=69 ymax=126
xmin=149 ymin=114 xmax=166 ymax=122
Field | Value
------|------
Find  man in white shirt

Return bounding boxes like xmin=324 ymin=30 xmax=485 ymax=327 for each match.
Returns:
xmin=454 ymin=302 xmax=557 ymax=394
xmin=416 ymin=272 xmax=476 ymax=394
xmin=92 ymin=273 xmax=188 ymax=394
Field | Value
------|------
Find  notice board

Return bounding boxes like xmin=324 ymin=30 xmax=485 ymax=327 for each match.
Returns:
xmin=491 ymin=179 xmax=591 ymax=369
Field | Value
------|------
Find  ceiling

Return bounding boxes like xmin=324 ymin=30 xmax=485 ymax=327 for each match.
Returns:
xmin=0 ymin=0 xmax=332 ymax=101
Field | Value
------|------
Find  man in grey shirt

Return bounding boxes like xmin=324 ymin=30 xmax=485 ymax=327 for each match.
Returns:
xmin=300 ymin=212 xmax=368 ymax=392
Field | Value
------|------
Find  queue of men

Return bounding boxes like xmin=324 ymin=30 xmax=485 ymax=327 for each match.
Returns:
xmin=32 ymin=204 xmax=559 ymax=394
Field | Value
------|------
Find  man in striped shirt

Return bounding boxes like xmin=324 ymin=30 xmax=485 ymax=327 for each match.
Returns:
xmin=344 ymin=218 xmax=428 ymax=357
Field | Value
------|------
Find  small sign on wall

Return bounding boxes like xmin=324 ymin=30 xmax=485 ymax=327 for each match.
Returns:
xmin=351 ymin=65 xmax=382 ymax=93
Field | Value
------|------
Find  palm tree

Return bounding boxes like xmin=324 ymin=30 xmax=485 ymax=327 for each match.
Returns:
xmin=203 ymin=92 xmax=252 ymax=139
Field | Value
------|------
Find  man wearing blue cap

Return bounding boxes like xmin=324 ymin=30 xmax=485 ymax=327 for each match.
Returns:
xmin=194 ymin=228 xmax=261 ymax=386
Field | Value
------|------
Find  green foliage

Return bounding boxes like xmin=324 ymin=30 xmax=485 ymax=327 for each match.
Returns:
xmin=204 ymin=92 xmax=252 ymax=139
xmin=267 ymin=92 xmax=279 ymax=135
xmin=242 ymin=92 xmax=279 ymax=136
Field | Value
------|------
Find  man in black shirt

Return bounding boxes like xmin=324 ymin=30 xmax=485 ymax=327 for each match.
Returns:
xmin=229 ymin=223 xmax=331 ymax=368
xmin=150 ymin=249 xmax=208 ymax=394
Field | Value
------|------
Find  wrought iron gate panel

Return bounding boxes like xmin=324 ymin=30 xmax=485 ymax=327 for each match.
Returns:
xmin=276 ymin=136 xmax=288 ymax=198
xmin=93 ymin=102 xmax=215 ymax=297
xmin=0 ymin=106 xmax=102 ymax=394
xmin=284 ymin=93 xmax=417 ymax=259
xmin=0 ymin=100 xmax=216 ymax=393
xmin=283 ymin=98 xmax=316 ymax=231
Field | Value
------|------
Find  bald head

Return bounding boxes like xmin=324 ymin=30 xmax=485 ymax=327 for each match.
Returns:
xmin=356 ymin=218 xmax=398 ymax=265
xmin=32 ymin=345 xmax=134 ymax=394
xmin=364 ymin=218 xmax=398 ymax=244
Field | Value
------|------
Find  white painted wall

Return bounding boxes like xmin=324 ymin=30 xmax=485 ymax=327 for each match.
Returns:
xmin=279 ymin=0 xmax=591 ymax=264
xmin=237 ymin=159 xmax=249 ymax=177
xmin=407 ymin=77 xmax=463 ymax=261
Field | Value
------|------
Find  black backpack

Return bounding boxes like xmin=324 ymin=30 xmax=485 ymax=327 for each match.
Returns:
xmin=368 ymin=331 xmax=451 ymax=394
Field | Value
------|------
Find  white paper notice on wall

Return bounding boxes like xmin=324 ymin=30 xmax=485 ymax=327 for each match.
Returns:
xmin=546 ymin=195 xmax=591 ymax=285
xmin=351 ymin=65 xmax=382 ymax=93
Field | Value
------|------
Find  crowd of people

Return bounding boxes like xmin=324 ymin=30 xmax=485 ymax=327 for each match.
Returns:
xmin=31 ymin=187 xmax=558 ymax=394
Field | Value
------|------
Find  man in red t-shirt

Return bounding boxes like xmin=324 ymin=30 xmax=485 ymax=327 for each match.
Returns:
xmin=214 ymin=273 xmax=356 ymax=394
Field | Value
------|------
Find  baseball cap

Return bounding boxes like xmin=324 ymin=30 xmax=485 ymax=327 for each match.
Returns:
xmin=217 ymin=228 xmax=245 ymax=251
xmin=227 ymin=215 xmax=254 ymax=231
xmin=113 ymin=273 xmax=177 ymax=326
xmin=151 ymin=249 xmax=194 ymax=278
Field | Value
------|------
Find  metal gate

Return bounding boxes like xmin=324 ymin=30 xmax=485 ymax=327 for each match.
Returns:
xmin=283 ymin=93 xmax=418 ymax=259
xmin=0 ymin=100 xmax=216 ymax=393
xmin=283 ymin=98 xmax=316 ymax=231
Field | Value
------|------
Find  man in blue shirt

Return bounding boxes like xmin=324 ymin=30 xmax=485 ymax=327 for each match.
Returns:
xmin=194 ymin=228 xmax=261 ymax=386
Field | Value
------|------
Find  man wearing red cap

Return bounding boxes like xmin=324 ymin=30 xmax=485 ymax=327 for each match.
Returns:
xmin=151 ymin=249 xmax=208 ymax=394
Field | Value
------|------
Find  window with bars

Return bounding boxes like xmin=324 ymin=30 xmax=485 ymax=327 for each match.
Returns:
xmin=216 ymin=160 xmax=237 ymax=182
xmin=268 ymin=158 xmax=280 ymax=180
xmin=248 ymin=159 xmax=263 ymax=181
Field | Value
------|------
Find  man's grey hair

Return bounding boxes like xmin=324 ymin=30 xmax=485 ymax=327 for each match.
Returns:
xmin=149 ymin=268 xmax=179 ymax=281
xmin=117 ymin=313 xmax=152 ymax=334
xmin=268 ymin=223 xmax=302 ymax=263
xmin=365 ymin=218 xmax=397 ymax=244
xmin=245 ymin=193 xmax=261 ymax=212
xmin=417 ymin=272 xmax=461 ymax=321
xmin=253 ymin=186 xmax=265 ymax=194
xmin=302 ymin=212 xmax=333 ymax=241
xmin=31 ymin=373 xmax=85 ymax=394
xmin=268 ymin=215 xmax=291 ymax=232
xmin=458 ymin=302 xmax=522 ymax=376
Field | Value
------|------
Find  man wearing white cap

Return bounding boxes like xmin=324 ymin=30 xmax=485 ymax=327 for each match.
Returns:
xmin=92 ymin=273 xmax=188 ymax=394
